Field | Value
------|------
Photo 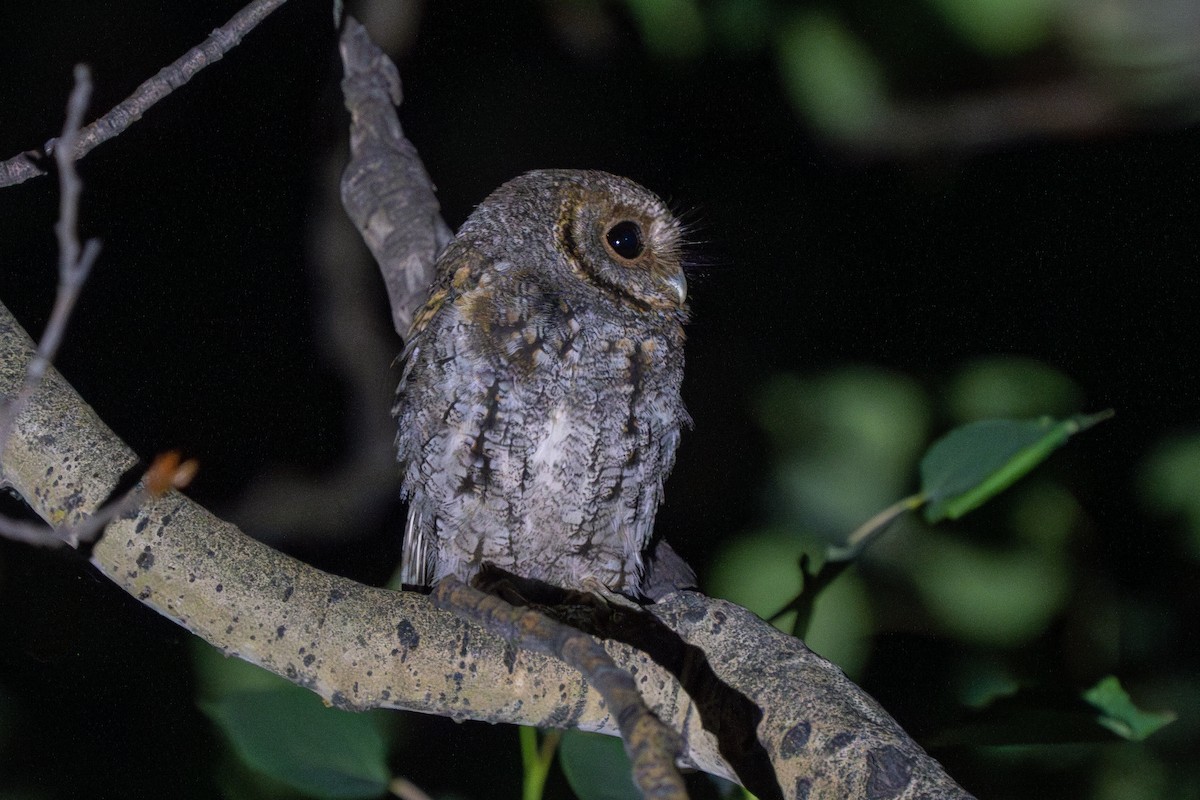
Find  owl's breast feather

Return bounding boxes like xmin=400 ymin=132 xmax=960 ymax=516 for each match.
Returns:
xmin=398 ymin=272 xmax=686 ymax=591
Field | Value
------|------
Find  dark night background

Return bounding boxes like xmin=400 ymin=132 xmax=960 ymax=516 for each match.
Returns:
xmin=1 ymin=1 xmax=1197 ymax=799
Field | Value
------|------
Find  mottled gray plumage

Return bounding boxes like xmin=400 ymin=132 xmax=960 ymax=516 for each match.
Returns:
xmin=394 ymin=170 xmax=690 ymax=597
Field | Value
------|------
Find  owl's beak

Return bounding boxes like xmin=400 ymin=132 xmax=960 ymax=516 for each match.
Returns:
xmin=664 ymin=272 xmax=688 ymax=306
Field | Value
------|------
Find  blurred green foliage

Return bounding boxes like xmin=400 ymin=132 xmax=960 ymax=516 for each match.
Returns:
xmin=728 ymin=355 xmax=1105 ymax=649
xmin=624 ymin=0 xmax=706 ymax=58
xmin=928 ymin=675 xmax=1173 ymax=748
xmin=775 ymin=10 xmax=886 ymax=142
xmin=1138 ymin=431 xmax=1200 ymax=560
xmin=948 ymin=358 xmax=1083 ymax=422
xmin=901 ymin=525 xmax=1073 ymax=647
xmin=704 ymin=354 xmax=1190 ymax=797
xmin=558 ymin=731 xmax=641 ymax=800
xmin=755 ymin=368 xmax=930 ymax=537
xmin=606 ymin=0 xmax=1200 ymax=144
xmin=925 ymin=0 xmax=1053 ymax=55
xmin=707 ymin=0 xmax=771 ymax=52
xmin=193 ymin=642 xmax=393 ymax=799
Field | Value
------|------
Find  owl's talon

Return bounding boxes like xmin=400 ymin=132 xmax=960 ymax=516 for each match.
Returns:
xmin=578 ymin=577 xmax=643 ymax=611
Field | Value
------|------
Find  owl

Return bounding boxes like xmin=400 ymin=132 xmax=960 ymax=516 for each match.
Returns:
xmin=394 ymin=169 xmax=691 ymax=599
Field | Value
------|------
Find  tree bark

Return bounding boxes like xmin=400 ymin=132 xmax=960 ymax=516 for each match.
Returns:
xmin=0 ymin=300 xmax=974 ymax=799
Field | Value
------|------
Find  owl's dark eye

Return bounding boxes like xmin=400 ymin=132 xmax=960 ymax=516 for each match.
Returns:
xmin=605 ymin=221 xmax=644 ymax=260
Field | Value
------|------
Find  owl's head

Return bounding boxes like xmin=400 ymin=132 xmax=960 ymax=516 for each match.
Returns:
xmin=467 ymin=170 xmax=688 ymax=315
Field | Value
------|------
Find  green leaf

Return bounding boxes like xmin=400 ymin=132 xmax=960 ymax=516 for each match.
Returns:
xmin=926 ymin=0 xmax=1053 ymax=55
xmin=776 ymin=10 xmax=886 ymax=140
xmin=559 ymin=730 xmax=639 ymax=800
xmin=1083 ymin=676 xmax=1176 ymax=741
xmin=624 ymin=0 xmax=706 ymax=58
xmin=921 ymin=411 xmax=1113 ymax=523
xmin=931 ymin=679 xmax=1173 ymax=747
xmin=199 ymin=685 xmax=390 ymax=799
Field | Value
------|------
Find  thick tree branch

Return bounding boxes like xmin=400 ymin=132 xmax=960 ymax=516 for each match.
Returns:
xmin=339 ymin=17 xmax=453 ymax=338
xmin=0 ymin=0 xmax=291 ymax=189
xmin=0 ymin=298 xmax=698 ymax=765
xmin=0 ymin=301 xmax=974 ymax=799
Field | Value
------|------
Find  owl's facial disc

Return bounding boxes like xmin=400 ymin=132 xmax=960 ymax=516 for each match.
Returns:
xmin=602 ymin=218 xmax=687 ymax=306
xmin=559 ymin=205 xmax=686 ymax=314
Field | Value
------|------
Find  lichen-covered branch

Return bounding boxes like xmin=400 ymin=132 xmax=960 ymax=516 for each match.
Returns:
xmin=0 ymin=296 xmax=697 ymax=766
xmin=0 ymin=300 xmax=974 ymax=799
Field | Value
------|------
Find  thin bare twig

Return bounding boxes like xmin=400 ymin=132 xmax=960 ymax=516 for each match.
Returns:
xmin=0 ymin=0 xmax=292 ymax=189
xmin=0 ymin=64 xmax=100 ymax=458
xmin=0 ymin=450 xmax=197 ymax=548
xmin=0 ymin=516 xmax=78 ymax=547
xmin=0 ymin=2 xmax=288 ymax=545
xmin=0 ymin=65 xmax=201 ymax=551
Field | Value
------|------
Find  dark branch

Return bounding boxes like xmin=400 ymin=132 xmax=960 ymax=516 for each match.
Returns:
xmin=0 ymin=0 xmax=291 ymax=189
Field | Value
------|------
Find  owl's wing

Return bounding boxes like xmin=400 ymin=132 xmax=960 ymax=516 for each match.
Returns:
xmin=399 ymin=240 xmax=490 ymax=360
xmin=395 ymin=244 xmax=494 ymax=587
xmin=395 ymin=285 xmax=453 ymax=589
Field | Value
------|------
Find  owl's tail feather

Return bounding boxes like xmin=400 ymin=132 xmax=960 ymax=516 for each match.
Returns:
xmin=400 ymin=509 xmax=431 ymax=587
